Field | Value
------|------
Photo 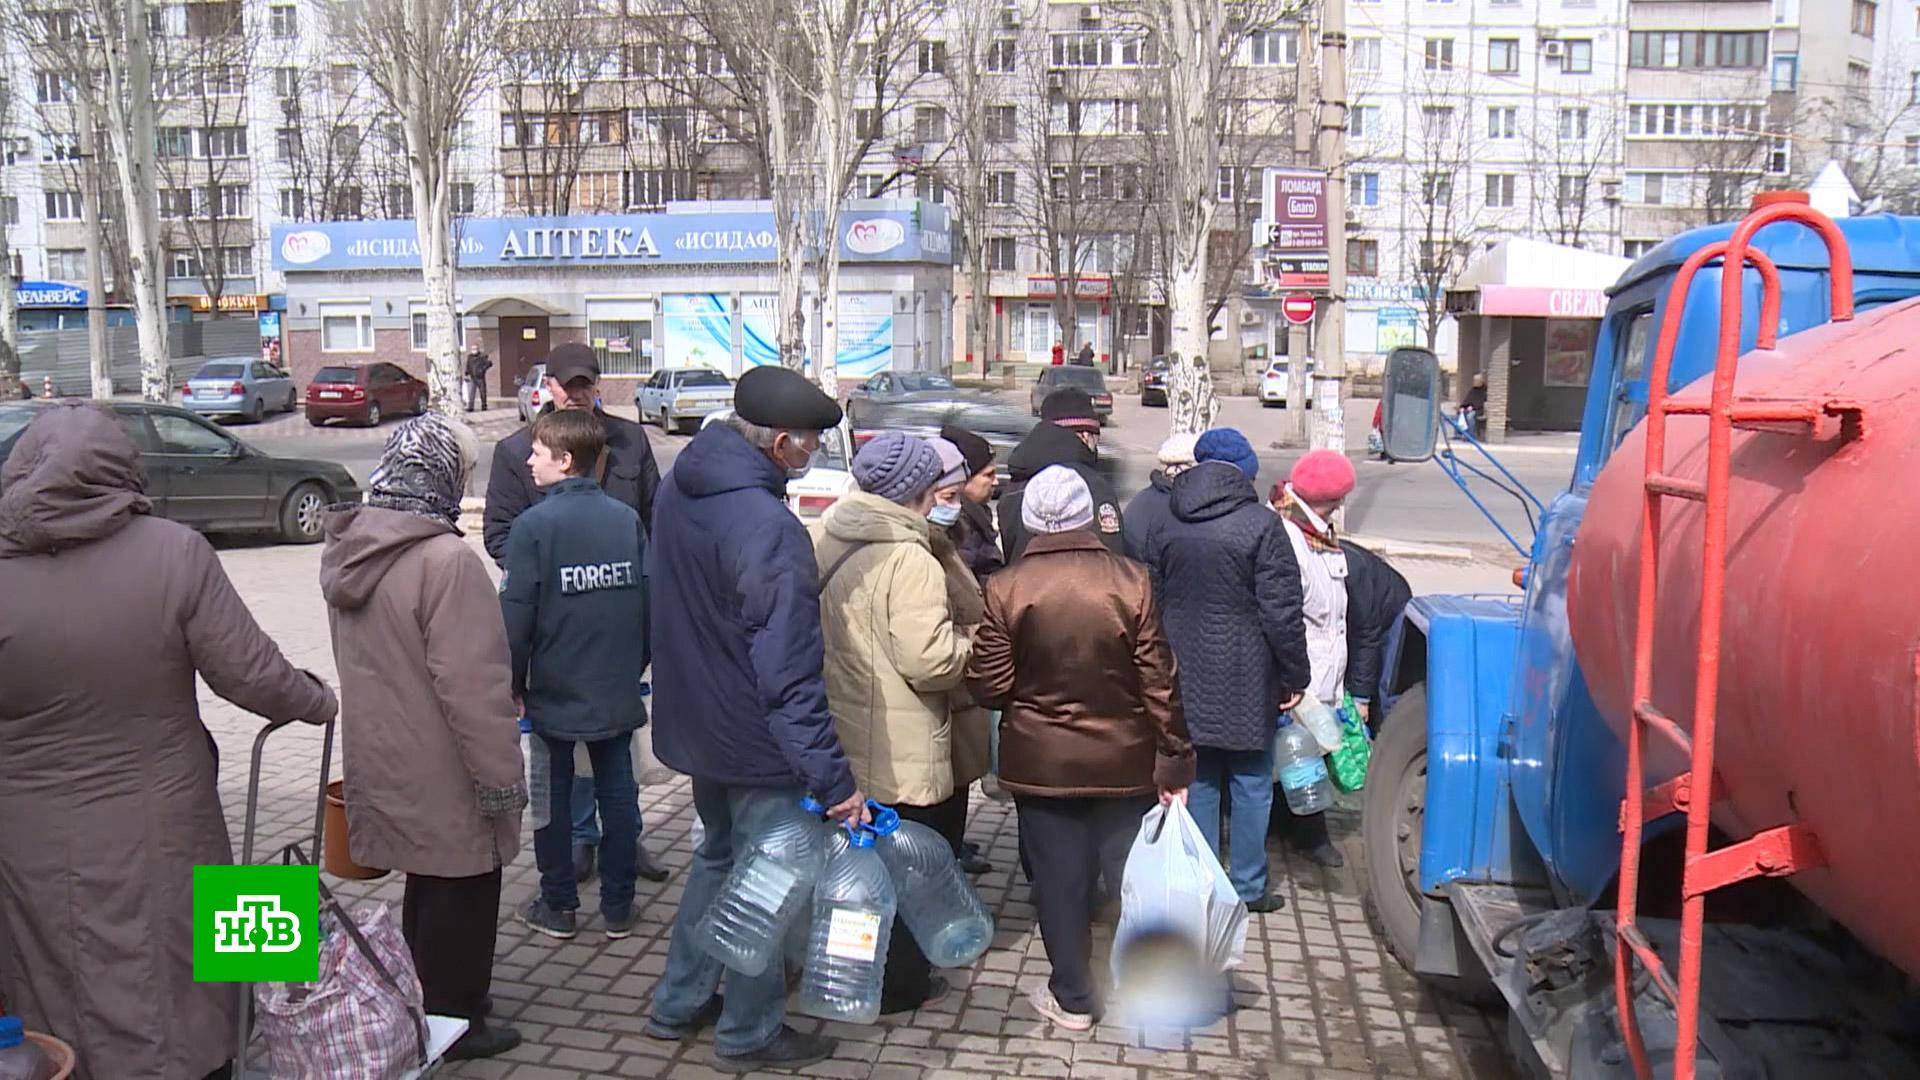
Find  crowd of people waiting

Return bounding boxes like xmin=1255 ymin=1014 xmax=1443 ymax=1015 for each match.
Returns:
xmin=0 ymin=344 xmax=1408 ymax=1078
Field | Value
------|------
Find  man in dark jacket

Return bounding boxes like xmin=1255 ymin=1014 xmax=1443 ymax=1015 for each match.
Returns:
xmin=502 ymin=409 xmax=650 ymax=942
xmin=999 ymin=388 xmax=1123 ymax=561
xmin=1122 ymin=432 xmax=1197 ymax=563
xmin=1144 ymin=427 xmax=1310 ymax=912
xmin=645 ymin=365 xmax=865 ymax=1073
xmin=484 ymin=342 xmax=665 ymax=884
xmin=1340 ymin=539 xmax=1412 ymax=723
xmin=939 ymin=424 xmax=1004 ymax=580
xmin=465 ymin=348 xmax=494 ymax=410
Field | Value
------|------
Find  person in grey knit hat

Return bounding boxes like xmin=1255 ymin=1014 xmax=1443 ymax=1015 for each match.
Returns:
xmin=851 ymin=431 xmax=945 ymax=505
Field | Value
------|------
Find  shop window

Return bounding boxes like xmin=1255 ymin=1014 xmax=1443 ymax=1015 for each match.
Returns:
xmin=588 ymin=299 xmax=655 ymax=376
xmin=320 ymin=300 xmax=375 ymax=352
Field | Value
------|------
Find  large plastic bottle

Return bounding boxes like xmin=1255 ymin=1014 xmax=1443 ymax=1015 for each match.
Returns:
xmin=1272 ymin=715 xmax=1335 ymax=815
xmin=694 ymin=797 xmax=828 ymax=977
xmin=0 ymin=1017 xmax=54 ymax=1080
xmin=867 ymin=804 xmax=994 ymax=968
xmin=520 ymin=718 xmax=550 ymax=831
xmin=1291 ymin=696 xmax=1344 ymax=754
xmin=796 ymin=822 xmax=897 ymax=1024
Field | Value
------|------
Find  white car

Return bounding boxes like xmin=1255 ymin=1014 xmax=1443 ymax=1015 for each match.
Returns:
xmin=1258 ymin=358 xmax=1317 ymax=408
xmin=699 ymin=410 xmax=856 ymax=520
xmin=637 ymin=368 xmax=736 ymax=434
xmin=515 ymin=364 xmax=548 ymax=422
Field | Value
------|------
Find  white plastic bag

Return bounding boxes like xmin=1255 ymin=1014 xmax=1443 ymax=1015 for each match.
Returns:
xmin=1110 ymin=802 xmax=1247 ymax=1025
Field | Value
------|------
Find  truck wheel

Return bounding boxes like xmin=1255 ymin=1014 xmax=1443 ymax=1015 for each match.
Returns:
xmin=1361 ymin=684 xmax=1497 ymax=1004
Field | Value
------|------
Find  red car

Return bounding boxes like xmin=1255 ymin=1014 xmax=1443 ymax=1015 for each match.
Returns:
xmin=305 ymin=362 xmax=429 ymax=427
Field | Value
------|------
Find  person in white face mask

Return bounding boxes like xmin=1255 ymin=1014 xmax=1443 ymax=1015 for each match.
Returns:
xmin=811 ymin=431 xmax=974 ymax=1015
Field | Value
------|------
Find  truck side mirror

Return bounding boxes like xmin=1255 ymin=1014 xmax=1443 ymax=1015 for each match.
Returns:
xmin=1381 ymin=346 xmax=1443 ymax=463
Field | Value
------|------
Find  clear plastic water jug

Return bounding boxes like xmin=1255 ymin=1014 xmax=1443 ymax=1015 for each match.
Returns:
xmin=0 ymin=1017 xmax=54 ymax=1080
xmin=520 ymin=718 xmax=550 ymax=832
xmin=796 ymin=822 xmax=897 ymax=1024
xmin=693 ymin=796 xmax=827 ymax=977
xmin=1292 ymin=696 xmax=1344 ymax=754
xmin=1273 ymin=715 xmax=1335 ymax=815
xmin=867 ymin=804 xmax=994 ymax=968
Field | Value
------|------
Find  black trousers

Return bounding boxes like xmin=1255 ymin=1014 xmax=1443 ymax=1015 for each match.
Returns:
xmin=401 ymin=869 xmax=503 ymax=1021
xmin=880 ymin=790 xmax=968 ymax=1012
xmin=1014 ymin=794 xmax=1153 ymax=1017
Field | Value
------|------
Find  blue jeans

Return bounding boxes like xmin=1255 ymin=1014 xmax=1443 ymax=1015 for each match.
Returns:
xmin=534 ymin=734 xmax=638 ymax=917
xmin=571 ymin=776 xmax=646 ymax=848
xmin=1188 ymin=745 xmax=1276 ymax=902
xmin=650 ymin=780 xmax=798 ymax=1056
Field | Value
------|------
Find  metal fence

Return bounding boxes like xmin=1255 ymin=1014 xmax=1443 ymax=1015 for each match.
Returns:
xmin=17 ymin=319 xmax=262 ymax=396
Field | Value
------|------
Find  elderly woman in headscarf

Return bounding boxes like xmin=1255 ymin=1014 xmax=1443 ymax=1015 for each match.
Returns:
xmin=320 ymin=413 xmax=529 ymax=1063
xmin=0 ymin=402 xmax=337 ymax=1080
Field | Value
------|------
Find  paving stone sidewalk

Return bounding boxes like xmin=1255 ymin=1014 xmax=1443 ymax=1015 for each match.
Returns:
xmin=205 ymin=539 xmax=1516 ymax=1080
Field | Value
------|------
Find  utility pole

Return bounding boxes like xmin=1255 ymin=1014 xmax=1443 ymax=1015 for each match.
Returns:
xmin=1283 ymin=47 xmax=1314 ymax=447
xmin=1314 ymin=0 xmax=1347 ymax=452
xmin=79 ymin=100 xmax=110 ymax=399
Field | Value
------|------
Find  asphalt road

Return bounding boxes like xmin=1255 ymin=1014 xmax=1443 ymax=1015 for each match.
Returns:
xmin=232 ymin=393 xmax=1577 ymax=559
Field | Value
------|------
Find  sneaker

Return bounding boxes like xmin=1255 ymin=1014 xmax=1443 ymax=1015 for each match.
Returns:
xmin=958 ymin=852 xmax=993 ymax=875
xmin=1246 ymin=893 xmax=1287 ymax=914
xmin=713 ymin=1025 xmax=835 ymax=1073
xmin=443 ymin=1021 xmax=522 ymax=1061
xmin=1029 ymin=986 xmax=1094 ymax=1032
xmin=604 ymin=908 xmax=637 ymax=939
xmin=518 ymin=899 xmax=577 ymax=940
xmin=880 ymin=976 xmax=950 ymax=1016
xmin=643 ymin=994 xmax=724 ymax=1041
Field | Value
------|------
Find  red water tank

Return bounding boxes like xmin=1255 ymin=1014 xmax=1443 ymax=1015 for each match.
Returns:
xmin=1567 ymin=297 xmax=1920 ymax=977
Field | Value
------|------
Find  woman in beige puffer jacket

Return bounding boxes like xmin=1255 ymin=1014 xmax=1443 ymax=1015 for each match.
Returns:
xmin=812 ymin=431 xmax=970 ymax=1014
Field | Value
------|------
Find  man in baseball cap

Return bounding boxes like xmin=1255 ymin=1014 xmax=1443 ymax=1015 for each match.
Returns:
xmin=999 ymin=388 xmax=1124 ymax=563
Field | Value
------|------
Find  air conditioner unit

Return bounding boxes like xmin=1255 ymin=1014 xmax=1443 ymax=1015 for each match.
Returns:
xmin=1542 ymin=40 xmax=1566 ymax=59
xmin=1001 ymin=4 xmax=1020 ymax=26
xmin=1240 ymin=308 xmax=1262 ymax=326
xmin=1082 ymin=4 xmax=1102 ymax=22
xmin=1048 ymin=71 xmax=1065 ymax=91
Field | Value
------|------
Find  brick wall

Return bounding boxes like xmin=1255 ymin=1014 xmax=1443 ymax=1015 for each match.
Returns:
xmin=286 ymin=328 xmax=491 ymax=391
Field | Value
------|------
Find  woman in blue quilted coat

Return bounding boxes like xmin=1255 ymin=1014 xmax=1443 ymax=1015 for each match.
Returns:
xmin=1143 ymin=427 xmax=1311 ymax=913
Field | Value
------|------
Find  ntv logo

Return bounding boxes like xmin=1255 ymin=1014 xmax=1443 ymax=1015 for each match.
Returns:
xmin=213 ymin=895 xmax=303 ymax=954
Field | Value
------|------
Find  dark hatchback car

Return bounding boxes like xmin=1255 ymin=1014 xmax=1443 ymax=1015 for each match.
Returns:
xmin=1029 ymin=365 xmax=1113 ymax=423
xmin=0 ymin=401 xmax=362 ymax=544
xmin=306 ymin=362 xmax=429 ymax=427
xmin=1140 ymin=356 xmax=1170 ymax=407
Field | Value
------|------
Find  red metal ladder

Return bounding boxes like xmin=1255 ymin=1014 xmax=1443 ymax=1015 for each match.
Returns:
xmin=1613 ymin=196 xmax=1861 ymax=1080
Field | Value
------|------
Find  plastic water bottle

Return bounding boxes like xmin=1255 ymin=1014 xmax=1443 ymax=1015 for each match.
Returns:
xmin=868 ymin=804 xmax=994 ymax=968
xmin=520 ymin=718 xmax=550 ymax=832
xmin=1292 ymin=696 xmax=1344 ymax=754
xmin=0 ymin=1017 xmax=54 ymax=1080
xmin=694 ymin=797 xmax=827 ymax=977
xmin=796 ymin=822 xmax=897 ymax=1023
xmin=1272 ymin=716 xmax=1335 ymax=815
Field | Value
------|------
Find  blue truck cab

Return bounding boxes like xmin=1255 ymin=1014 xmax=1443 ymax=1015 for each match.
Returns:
xmin=1363 ymin=212 xmax=1920 ymax=1076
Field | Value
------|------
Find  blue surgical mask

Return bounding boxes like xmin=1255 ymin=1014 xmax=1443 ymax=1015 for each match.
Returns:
xmin=928 ymin=503 xmax=961 ymax=527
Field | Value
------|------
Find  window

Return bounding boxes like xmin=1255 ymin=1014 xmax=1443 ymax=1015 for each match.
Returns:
xmin=45 ymin=135 xmax=81 ymax=162
xmin=1560 ymin=107 xmax=1590 ymax=141
xmin=1623 ymin=239 xmax=1659 ymax=260
xmin=1217 ymin=166 xmax=1236 ymax=202
xmin=158 ymin=189 xmax=194 ymax=219
xmin=854 ymin=108 xmax=881 ymax=141
xmin=1424 ymin=38 xmax=1455 ymax=71
xmin=1768 ymin=136 xmax=1792 ymax=175
xmin=1558 ymin=174 xmax=1586 ymax=208
xmin=914 ymin=105 xmax=947 ymax=143
xmin=1421 ymin=106 xmax=1454 ymax=140
xmin=1562 ymin=39 xmax=1593 ymax=74
xmin=987 ymin=40 xmax=1017 ymax=72
xmin=1623 ymin=172 xmax=1670 ymax=205
xmin=987 ymin=105 xmax=1017 ymax=142
xmin=1347 ymin=239 xmax=1379 ymax=277
xmin=1051 ymin=32 xmax=1113 ymax=68
xmin=1352 ymin=37 xmax=1381 ymax=72
xmin=1629 ymin=31 xmax=1767 ymax=69
xmin=918 ymin=39 xmax=947 ymax=74
xmin=3 ymin=138 xmax=26 ymax=166
xmin=151 ymin=414 xmax=235 ymax=456
xmin=278 ymin=188 xmax=306 ymax=218
xmin=43 ymin=191 xmax=82 ymax=222
xmin=452 ymin=182 xmax=476 ymax=214
xmin=33 ymin=71 xmax=70 ymax=104
xmin=1774 ymin=55 xmax=1799 ymax=91
xmin=272 ymin=66 xmax=300 ymax=99
xmin=275 ymin=128 xmax=301 ymax=162
xmin=1248 ymin=30 xmax=1297 ymax=66
xmin=1489 ymin=38 xmax=1519 ymax=74
xmin=1911 ymin=70 xmax=1920 ymax=106
xmin=221 ymin=246 xmax=252 ymax=277
xmin=858 ymin=174 xmax=891 ymax=198
xmin=1348 ymin=105 xmax=1378 ymax=139
xmin=48 ymin=249 xmax=86 ymax=280
xmin=988 ymin=171 xmax=1016 ymax=205
xmin=586 ymin=299 xmax=655 ymax=376
xmin=410 ymin=305 xmax=429 ymax=351
xmin=1853 ymin=0 xmax=1877 ymax=35
xmin=320 ymin=301 xmax=375 ymax=352
xmin=269 ymin=4 xmax=296 ymax=38
xmin=915 ymin=173 xmax=946 ymax=203
xmin=169 ymin=250 xmax=203 ymax=280
xmin=218 ymin=185 xmax=249 ymax=218
xmin=1485 ymin=173 xmax=1516 ymax=207
xmin=1349 ymin=171 xmax=1379 ymax=207
xmin=204 ymin=127 xmax=248 ymax=158
xmin=385 ymin=183 xmax=413 ymax=218
xmin=1422 ymin=172 xmax=1452 ymax=205
xmin=1488 ymin=106 xmax=1517 ymax=139
xmin=1904 ymin=135 xmax=1918 ymax=168
xmin=1605 ymin=310 xmax=1653 ymax=451
xmin=988 ymin=236 xmax=1017 ymax=272
xmin=0 ymin=197 xmax=15 ymax=227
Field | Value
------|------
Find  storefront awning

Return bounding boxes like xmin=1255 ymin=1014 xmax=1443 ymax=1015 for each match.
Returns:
xmin=1445 ymin=238 xmax=1631 ymax=320
xmin=466 ymin=295 xmax=567 ymax=317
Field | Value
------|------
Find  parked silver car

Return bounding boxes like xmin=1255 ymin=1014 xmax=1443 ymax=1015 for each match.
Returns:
xmin=636 ymin=367 xmax=735 ymax=434
xmin=515 ymin=364 xmax=549 ymax=423
xmin=178 ymin=357 xmax=297 ymax=423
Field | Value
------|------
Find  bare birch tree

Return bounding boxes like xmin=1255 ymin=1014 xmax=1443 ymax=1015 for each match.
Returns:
xmin=934 ymin=0 xmax=1013 ymax=377
xmin=93 ymin=0 xmax=172 ymax=400
xmin=0 ymin=74 xmax=19 ymax=400
xmin=1404 ymin=75 xmax=1489 ymax=348
xmin=498 ymin=0 xmax=623 ymax=215
xmin=345 ymin=0 xmax=514 ymax=416
xmin=1526 ymin=96 xmax=1620 ymax=247
xmin=151 ymin=0 xmax=256 ymax=306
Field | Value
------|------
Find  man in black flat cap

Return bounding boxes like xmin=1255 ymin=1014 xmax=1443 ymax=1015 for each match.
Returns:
xmin=484 ymin=342 xmax=667 ymax=885
xmin=644 ymin=365 xmax=867 ymax=1073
